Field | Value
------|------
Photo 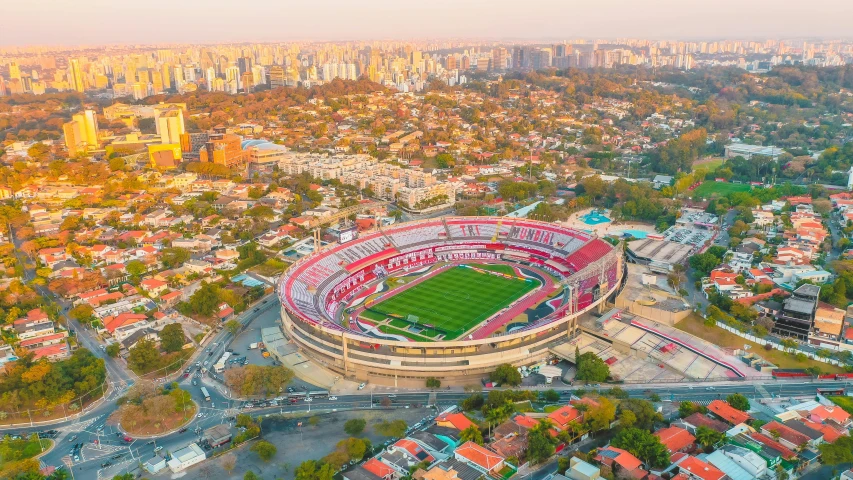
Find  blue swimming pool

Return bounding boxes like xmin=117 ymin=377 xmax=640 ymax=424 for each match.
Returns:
xmin=580 ymin=210 xmax=611 ymax=226
xmin=621 ymin=229 xmax=648 ymax=239
xmin=232 ymin=274 xmax=265 ymax=288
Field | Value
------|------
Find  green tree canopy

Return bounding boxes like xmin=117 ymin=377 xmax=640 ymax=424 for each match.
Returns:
xmin=158 ymin=323 xmax=185 ymax=353
xmin=612 ymin=427 xmax=671 ymax=468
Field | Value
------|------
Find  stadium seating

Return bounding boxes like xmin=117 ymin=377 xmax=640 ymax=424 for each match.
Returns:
xmin=565 ymin=238 xmax=613 ymax=271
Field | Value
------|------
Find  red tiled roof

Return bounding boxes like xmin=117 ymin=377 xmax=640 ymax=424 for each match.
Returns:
xmin=393 ymin=439 xmax=434 ymax=463
xmin=19 ymin=333 xmax=64 ymax=348
xmin=708 ymin=400 xmax=750 ymax=425
xmin=362 ymin=458 xmax=394 ymax=478
xmin=547 ymin=405 xmax=581 ymax=429
xmin=103 ymin=313 xmax=147 ymax=333
xmin=677 ymin=456 xmax=725 ymax=480
xmin=437 ymin=412 xmax=474 ymax=431
xmin=811 ymin=405 xmax=851 ymax=425
xmin=31 ymin=344 xmax=68 ymax=360
xmin=762 ymin=421 xmax=810 ymax=447
xmin=596 ymin=446 xmax=642 ymax=471
xmin=748 ymin=432 xmax=798 ymax=460
xmin=655 ymin=426 xmax=695 ymax=453
xmin=455 ymin=441 xmax=504 ymax=472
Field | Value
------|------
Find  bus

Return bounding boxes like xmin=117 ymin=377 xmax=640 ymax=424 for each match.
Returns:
xmin=817 ymin=387 xmax=845 ymax=396
xmin=200 ymin=387 xmax=211 ymax=401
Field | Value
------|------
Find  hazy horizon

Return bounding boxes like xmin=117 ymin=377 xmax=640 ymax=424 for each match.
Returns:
xmin=4 ymin=0 xmax=853 ymax=47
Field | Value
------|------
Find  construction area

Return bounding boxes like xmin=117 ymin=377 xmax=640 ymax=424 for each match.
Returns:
xmin=551 ymin=310 xmax=744 ymax=384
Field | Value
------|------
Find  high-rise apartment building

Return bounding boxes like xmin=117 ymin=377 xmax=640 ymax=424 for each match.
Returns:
xmin=155 ymin=108 xmax=185 ymax=145
xmin=63 ymin=109 xmax=99 ymax=155
xmin=199 ymin=133 xmax=246 ymax=169
xmin=69 ymin=59 xmax=85 ymax=93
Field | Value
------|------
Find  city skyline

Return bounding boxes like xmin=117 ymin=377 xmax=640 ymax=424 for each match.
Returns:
xmin=5 ymin=0 xmax=853 ymax=46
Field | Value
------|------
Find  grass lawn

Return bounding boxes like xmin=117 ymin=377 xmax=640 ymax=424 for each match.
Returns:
xmin=692 ymin=181 xmax=751 ymax=199
xmin=693 ymin=157 xmax=726 ymax=171
xmin=377 ymin=325 xmax=434 ymax=342
xmin=675 ymin=314 xmax=844 ymax=374
xmin=367 ymin=265 xmax=540 ymax=340
xmin=477 ymin=264 xmax=517 ymax=276
xmin=0 ymin=436 xmax=52 ymax=470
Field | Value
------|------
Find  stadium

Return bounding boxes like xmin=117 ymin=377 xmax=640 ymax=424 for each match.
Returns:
xmin=277 ymin=217 xmax=625 ymax=386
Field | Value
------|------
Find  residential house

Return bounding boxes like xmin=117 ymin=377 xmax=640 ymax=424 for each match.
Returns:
xmin=140 ymin=278 xmax=169 ymax=296
xmin=103 ymin=312 xmax=149 ymax=341
xmin=593 ymin=447 xmax=645 ymax=478
xmin=655 ymin=426 xmax=696 ymax=455
xmin=761 ymin=421 xmax=814 ymax=450
xmin=672 ymin=455 xmax=726 ymax=480
xmin=415 ymin=459 xmax=483 ymax=480
xmin=564 ymin=457 xmax=601 ymax=480
xmin=707 ymin=400 xmax=751 ymax=426
xmin=677 ymin=413 xmax=730 ymax=434
xmin=453 ymin=442 xmax=505 ymax=476
xmin=436 ymin=413 xmax=474 ymax=432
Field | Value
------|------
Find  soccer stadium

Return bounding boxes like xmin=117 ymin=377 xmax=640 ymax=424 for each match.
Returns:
xmin=277 ymin=217 xmax=625 ymax=386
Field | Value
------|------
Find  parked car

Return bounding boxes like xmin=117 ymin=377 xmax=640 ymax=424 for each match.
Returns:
xmin=358 ymin=383 xmax=366 ymax=390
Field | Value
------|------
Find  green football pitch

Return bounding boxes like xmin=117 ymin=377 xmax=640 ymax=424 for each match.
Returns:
xmin=365 ymin=265 xmax=541 ymax=340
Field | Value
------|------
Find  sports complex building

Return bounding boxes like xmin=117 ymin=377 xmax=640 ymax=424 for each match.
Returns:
xmin=277 ymin=217 xmax=625 ymax=386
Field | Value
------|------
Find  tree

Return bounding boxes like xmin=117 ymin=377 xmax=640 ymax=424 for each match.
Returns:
xmin=344 ymin=418 xmax=366 ymax=436
xmin=619 ymin=410 xmax=637 ymax=428
xmin=575 ymin=352 xmax=610 ymax=382
xmin=160 ymin=247 xmax=191 ymax=269
xmin=375 ymin=419 xmax=407 ymax=437
xmin=542 ymin=389 xmax=560 ymax=402
xmin=426 ymin=377 xmax=441 ymax=389
xmin=159 ymin=323 xmax=185 ymax=353
xmin=222 ymin=453 xmax=237 ymax=473
xmin=251 ymin=440 xmax=277 ymax=462
xmin=187 ymin=282 xmax=221 ymax=317
xmin=294 ymin=460 xmax=335 ymax=480
xmin=527 ymin=420 xmax=558 ymax=464
xmin=726 ymin=393 xmax=750 ymax=412
xmin=105 ymin=343 xmax=120 ymax=358
xmin=585 ymin=397 xmax=616 ymax=433
xmin=818 ymin=436 xmax=853 ymax=465
xmin=27 ymin=142 xmax=51 ymax=161
xmin=491 ymin=363 xmax=522 ymax=386
xmin=68 ymin=304 xmax=95 ymax=324
xmin=612 ymin=427 xmax=671 ymax=468
xmin=127 ymin=338 xmax=160 ymax=373
xmin=695 ymin=426 xmax=724 ymax=449
xmin=618 ymin=399 xmax=663 ymax=430
xmin=126 ymin=260 xmax=146 ymax=279
xmin=225 ymin=320 xmax=241 ymax=335
xmin=243 ymin=472 xmax=260 ymax=480
xmin=679 ymin=401 xmax=707 ymax=418
xmin=459 ymin=425 xmax=484 ymax=445
xmin=689 ymin=253 xmax=722 ymax=277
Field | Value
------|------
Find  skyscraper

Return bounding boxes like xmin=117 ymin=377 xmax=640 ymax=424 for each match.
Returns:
xmin=63 ymin=109 xmax=99 ymax=155
xmin=69 ymin=59 xmax=85 ymax=93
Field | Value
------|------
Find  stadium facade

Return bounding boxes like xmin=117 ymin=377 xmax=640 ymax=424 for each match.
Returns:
xmin=277 ymin=217 xmax=625 ymax=386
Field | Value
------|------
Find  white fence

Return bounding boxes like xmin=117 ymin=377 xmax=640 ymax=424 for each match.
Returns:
xmin=715 ymin=321 xmax=844 ymax=367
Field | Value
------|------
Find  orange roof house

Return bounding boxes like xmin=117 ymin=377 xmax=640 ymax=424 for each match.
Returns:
xmin=676 ymin=455 xmax=725 ymax=480
xmin=103 ymin=313 xmax=148 ymax=333
xmin=547 ymin=405 xmax=582 ymax=431
xmin=594 ymin=446 xmax=643 ymax=472
xmin=708 ymin=400 xmax=750 ymax=425
xmin=655 ymin=426 xmax=695 ymax=454
xmin=453 ymin=441 xmax=505 ymax=474
xmin=436 ymin=412 xmax=474 ymax=431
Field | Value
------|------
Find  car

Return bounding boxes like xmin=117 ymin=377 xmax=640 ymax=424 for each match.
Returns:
xmin=101 ymin=461 xmax=113 ymax=468
xmin=183 ymin=373 xmax=189 ymax=378
xmin=192 ymin=380 xmax=198 ymax=386
xmin=328 ymin=396 xmax=338 ymax=400
xmin=305 ymin=397 xmax=313 ymax=402
xmin=289 ymin=398 xmax=298 ymax=404
xmin=706 ymin=386 xmax=715 ymax=391
xmin=73 ymin=455 xmax=79 ymax=462
xmin=68 ymin=435 xmax=77 ymax=442
xmin=226 ymin=348 xmax=233 ymax=353
xmin=178 ymin=428 xmax=188 ymax=433
xmin=358 ymin=383 xmax=366 ymax=390
xmin=387 ymin=394 xmax=396 ymax=398
xmin=197 ymin=413 xmax=203 ymax=418
xmin=146 ymin=441 xmax=155 ymax=445
xmin=154 ymin=446 xmax=163 ymax=453
xmin=287 ymin=387 xmax=295 ymax=393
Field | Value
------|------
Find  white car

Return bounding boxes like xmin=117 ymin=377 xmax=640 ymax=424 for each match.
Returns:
xmin=197 ymin=413 xmax=203 ymax=418
xmin=305 ymin=397 xmax=313 ymax=402
xmin=328 ymin=396 xmax=338 ymax=400
xmin=358 ymin=383 xmax=366 ymax=390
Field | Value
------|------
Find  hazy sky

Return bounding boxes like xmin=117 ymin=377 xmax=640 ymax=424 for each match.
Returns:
xmin=4 ymin=0 xmax=853 ymax=46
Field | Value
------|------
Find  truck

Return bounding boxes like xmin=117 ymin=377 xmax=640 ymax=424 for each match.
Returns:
xmin=214 ymin=352 xmax=231 ymax=373
xmin=249 ymin=342 xmax=264 ymax=350
xmin=200 ymin=387 xmax=211 ymax=401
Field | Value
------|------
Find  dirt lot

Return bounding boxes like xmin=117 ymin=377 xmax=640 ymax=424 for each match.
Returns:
xmin=182 ymin=407 xmax=434 ymax=480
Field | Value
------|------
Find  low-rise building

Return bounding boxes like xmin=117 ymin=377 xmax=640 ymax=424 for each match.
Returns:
xmin=167 ymin=443 xmax=206 ymax=473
